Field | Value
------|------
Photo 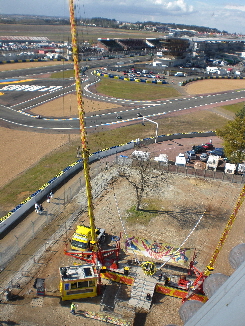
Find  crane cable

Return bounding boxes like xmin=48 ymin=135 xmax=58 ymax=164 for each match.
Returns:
xmin=158 ymin=210 xmax=206 ymax=270
xmin=112 ymin=185 xmax=139 ymax=264
xmin=204 ymin=183 xmax=245 ymax=276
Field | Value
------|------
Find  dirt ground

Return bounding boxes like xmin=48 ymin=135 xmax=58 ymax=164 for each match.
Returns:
xmin=1 ymin=72 xmax=245 ymax=326
xmin=184 ymin=78 xmax=245 ymax=94
xmin=1 ymin=167 xmax=244 ymax=326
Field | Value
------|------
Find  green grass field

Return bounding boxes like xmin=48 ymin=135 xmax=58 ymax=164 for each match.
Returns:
xmin=50 ymin=70 xmax=181 ymax=99
xmin=0 ymin=24 xmax=159 ymax=43
xmin=95 ymin=79 xmax=181 ymax=100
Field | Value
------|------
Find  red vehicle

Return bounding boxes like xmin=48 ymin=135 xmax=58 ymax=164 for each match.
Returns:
xmin=202 ymin=143 xmax=214 ymax=150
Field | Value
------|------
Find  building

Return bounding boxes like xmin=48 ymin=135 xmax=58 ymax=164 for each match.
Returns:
xmin=59 ymin=264 xmax=98 ymax=301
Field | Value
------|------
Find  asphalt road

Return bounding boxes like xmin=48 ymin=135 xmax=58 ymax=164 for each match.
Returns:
xmin=0 ymin=62 xmax=245 ymax=132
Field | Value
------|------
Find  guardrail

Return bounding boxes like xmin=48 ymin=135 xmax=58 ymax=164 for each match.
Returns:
xmin=180 ymin=75 xmax=245 ymax=86
xmin=0 ymin=131 xmax=217 ymax=234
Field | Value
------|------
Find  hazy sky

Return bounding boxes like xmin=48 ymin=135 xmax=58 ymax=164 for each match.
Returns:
xmin=1 ymin=0 xmax=245 ymax=34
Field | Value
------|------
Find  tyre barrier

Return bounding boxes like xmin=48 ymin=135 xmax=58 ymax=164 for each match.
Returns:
xmin=0 ymin=58 xmax=69 ymax=65
xmin=180 ymin=75 xmax=245 ymax=86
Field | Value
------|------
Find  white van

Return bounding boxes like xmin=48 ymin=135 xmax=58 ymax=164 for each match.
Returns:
xmin=174 ymin=72 xmax=186 ymax=77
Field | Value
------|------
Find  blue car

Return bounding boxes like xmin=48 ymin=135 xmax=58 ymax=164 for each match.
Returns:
xmin=210 ymin=148 xmax=225 ymax=157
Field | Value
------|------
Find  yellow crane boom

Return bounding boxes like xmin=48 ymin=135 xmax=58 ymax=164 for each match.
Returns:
xmin=69 ymin=0 xmax=96 ymax=243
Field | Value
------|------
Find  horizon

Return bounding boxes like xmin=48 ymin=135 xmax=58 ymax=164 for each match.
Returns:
xmin=0 ymin=0 xmax=245 ymax=35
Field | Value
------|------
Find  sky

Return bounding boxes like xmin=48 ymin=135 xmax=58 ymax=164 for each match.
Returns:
xmin=0 ymin=0 xmax=245 ymax=35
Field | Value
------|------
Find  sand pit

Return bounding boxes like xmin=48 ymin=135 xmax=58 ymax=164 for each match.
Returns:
xmin=184 ymin=78 xmax=245 ymax=94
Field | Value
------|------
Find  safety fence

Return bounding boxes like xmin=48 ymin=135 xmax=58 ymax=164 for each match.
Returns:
xmin=180 ymin=75 xmax=245 ymax=86
xmin=1 ymin=131 xmax=216 ymax=232
xmin=131 ymin=159 xmax=245 ymax=184
xmin=0 ymin=58 xmax=68 ymax=65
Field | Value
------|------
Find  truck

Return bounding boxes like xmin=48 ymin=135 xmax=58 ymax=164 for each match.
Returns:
xmin=206 ymin=155 xmax=220 ymax=171
xmin=71 ymin=225 xmax=105 ymax=251
xmin=225 ymin=163 xmax=237 ymax=174
xmin=175 ymin=153 xmax=186 ymax=167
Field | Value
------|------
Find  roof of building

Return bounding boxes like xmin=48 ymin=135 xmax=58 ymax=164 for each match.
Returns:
xmin=60 ymin=264 xmax=96 ymax=281
xmin=0 ymin=36 xmax=50 ymax=43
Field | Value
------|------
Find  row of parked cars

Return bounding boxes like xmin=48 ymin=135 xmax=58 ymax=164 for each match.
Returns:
xmin=185 ymin=143 xmax=225 ymax=162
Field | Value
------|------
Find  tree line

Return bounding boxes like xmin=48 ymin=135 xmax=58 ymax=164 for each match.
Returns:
xmin=0 ymin=14 xmax=222 ymax=34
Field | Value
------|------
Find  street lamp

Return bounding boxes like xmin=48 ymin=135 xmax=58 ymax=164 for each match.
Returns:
xmin=142 ymin=116 xmax=159 ymax=143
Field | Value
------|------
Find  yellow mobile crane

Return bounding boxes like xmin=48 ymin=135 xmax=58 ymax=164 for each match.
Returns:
xmin=59 ymin=0 xmax=120 ymax=301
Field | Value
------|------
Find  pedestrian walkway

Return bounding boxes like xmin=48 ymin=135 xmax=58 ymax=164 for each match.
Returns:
xmin=129 ymin=270 xmax=157 ymax=311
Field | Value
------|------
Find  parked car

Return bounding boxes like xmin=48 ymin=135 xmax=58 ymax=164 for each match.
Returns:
xmin=210 ymin=148 xmax=225 ymax=157
xmin=202 ymin=143 xmax=214 ymax=150
xmin=186 ymin=150 xmax=197 ymax=160
xmin=200 ymin=153 xmax=209 ymax=162
xmin=193 ymin=145 xmax=206 ymax=154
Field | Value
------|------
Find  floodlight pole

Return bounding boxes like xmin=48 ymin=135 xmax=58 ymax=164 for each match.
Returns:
xmin=143 ymin=117 xmax=158 ymax=143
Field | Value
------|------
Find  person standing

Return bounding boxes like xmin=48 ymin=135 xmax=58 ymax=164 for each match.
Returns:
xmin=70 ymin=303 xmax=76 ymax=315
xmin=34 ymin=203 xmax=40 ymax=213
xmin=39 ymin=204 xmax=43 ymax=214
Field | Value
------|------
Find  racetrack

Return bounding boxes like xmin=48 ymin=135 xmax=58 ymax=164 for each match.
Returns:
xmin=0 ymin=75 xmax=244 ymax=188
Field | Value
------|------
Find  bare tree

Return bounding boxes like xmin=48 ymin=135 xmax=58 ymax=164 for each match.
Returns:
xmin=118 ymin=159 xmax=169 ymax=211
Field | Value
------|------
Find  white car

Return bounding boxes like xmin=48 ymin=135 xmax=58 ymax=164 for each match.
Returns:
xmin=200 ymin=153 xmax=209 ymax=162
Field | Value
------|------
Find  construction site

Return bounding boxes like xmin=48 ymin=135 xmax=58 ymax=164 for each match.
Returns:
xmin=1 ymin=154 xmax=245 ymax=325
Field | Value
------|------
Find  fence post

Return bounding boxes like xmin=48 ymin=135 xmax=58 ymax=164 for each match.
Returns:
xmin=14 ymin=235 xmax=19 ymax=250
xmin=31 ymin=221 xmax=35 ymax=238
xmin=46 ymin=210 xmax=49 ymax=225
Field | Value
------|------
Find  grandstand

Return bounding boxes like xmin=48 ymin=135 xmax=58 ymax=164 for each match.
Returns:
xmin=159 ymin=38 xmax=190 ymax=57
xmin=117 ymin=38 xmax=150 ymax=51
xmin=97 ymin=38 xmax=124 ymax=52
xmin=146 ymin=38 xmax=165 ymax=48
